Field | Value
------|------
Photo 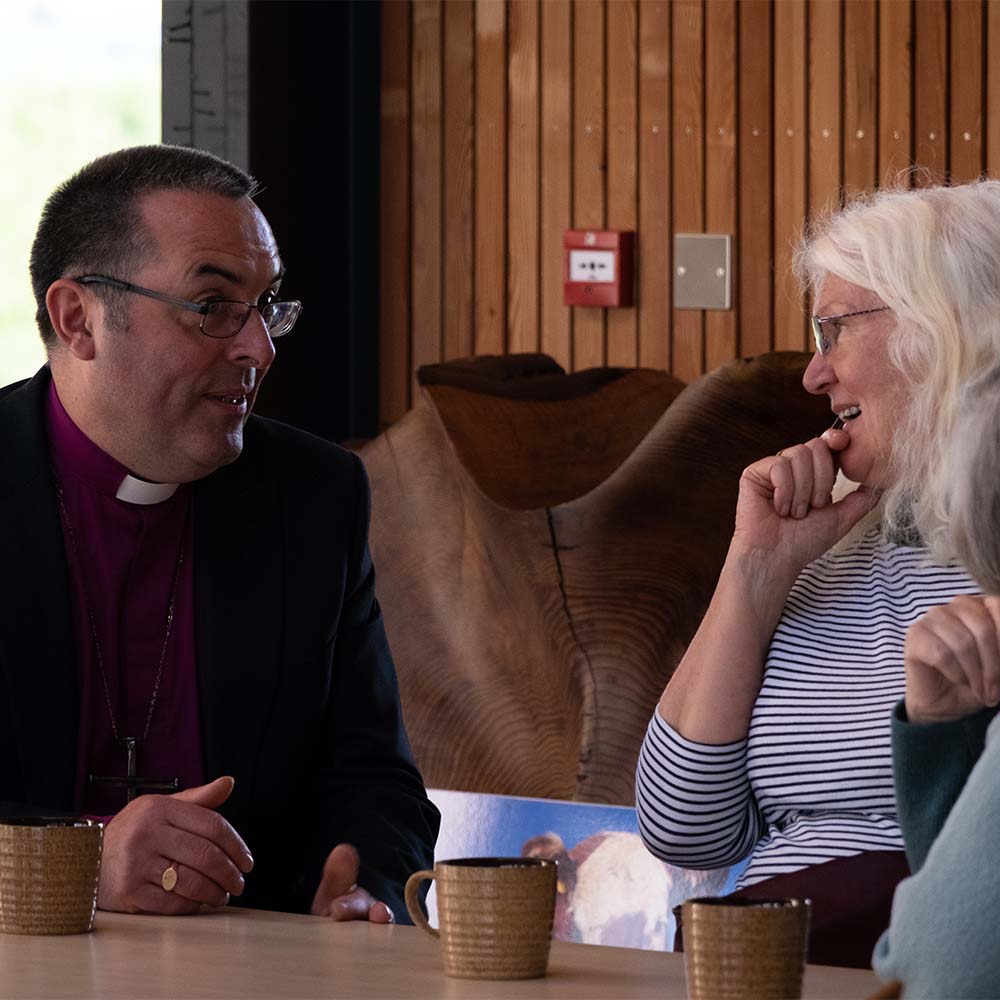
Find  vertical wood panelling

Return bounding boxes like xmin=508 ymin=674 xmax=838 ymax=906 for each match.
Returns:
xmin=808 ymin=0 xmax=842 ymax=219
xmin=671 ymin=0 xmax=705 ymax=380
xmin=637 ymin=2 xmax=671 ymax=372
xmin=474 ymin=0 xmax=507 ymax=355
xmin=843 ymin=0 xmax=877 ymax=194
xmin=878 ymin=0 xmax=912 ymax=185
xmin=773 ymin=0 xmax=807 ymax=352
xmin=704 ymin=0 xmax=737 ymax=370
xmin=507 ymin=0 xmax=540 ymax=354
xmin=381 ymin=0 xmax=994 ymax=416
xmin=540 ymin=0 xmax=572 ymax=371
xmin=379 ymin=0 xmax=412 ymax=427
xmin=951 ymin=0 xmax=985 ymax=183
xmin=738 ymin=0 xmax=772 ymax=356
xmin=411 ymin=0 xmax=443 ymax=398
xmin=989 ymin=1 xmax=1000 ymax=177
xmin=606 ymin=0 xmax=639 ymax=367
xmin=914 ymin=0 xmax=948 ymax=186
xmin=572 ymin=0 xmax=607 ymax=369
xmin=443 ymin=1 xmax=475 ymax=361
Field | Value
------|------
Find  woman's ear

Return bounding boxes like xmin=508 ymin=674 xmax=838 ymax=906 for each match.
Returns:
xmin=45 ymin=279 xmax=97 ymax=360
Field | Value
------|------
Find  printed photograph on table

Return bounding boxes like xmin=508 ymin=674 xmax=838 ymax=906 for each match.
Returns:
xmin=427 ymin=789 xmax=748 ymax=951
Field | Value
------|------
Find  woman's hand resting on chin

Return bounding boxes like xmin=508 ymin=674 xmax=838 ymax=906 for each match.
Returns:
xmin=732 ymin=425 xmax=880 ymax=581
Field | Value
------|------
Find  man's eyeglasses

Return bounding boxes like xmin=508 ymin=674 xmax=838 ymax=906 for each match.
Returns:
xmin=76 ymin=275 xmax=303 ymax=340
xmin=810 ymin=305 xmax=890 ymax=355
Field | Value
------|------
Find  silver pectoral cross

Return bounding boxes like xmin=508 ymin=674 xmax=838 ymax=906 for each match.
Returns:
xmin=89 ymin=737 xmax=180 ymax=804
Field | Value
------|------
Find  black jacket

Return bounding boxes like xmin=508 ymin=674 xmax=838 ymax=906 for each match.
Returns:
xmin=0 ymin=367 xmax=439 ymax=917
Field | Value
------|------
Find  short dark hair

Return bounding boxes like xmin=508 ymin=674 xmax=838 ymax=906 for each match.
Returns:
xmin=29 ymin=144 xmax=259 ymax=347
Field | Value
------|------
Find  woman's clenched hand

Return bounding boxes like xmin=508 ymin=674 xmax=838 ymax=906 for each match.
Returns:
xmin=905 ymin=595 xmax=1000 ymax=725
xmin=732 ymin=426 xmax=878 ymax=580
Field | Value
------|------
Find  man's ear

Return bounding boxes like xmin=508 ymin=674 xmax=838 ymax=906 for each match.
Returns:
xmin=45 ymin=279 xmax=97 ymax=360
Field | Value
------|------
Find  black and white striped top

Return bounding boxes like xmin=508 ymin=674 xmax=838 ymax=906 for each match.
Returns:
xmin=635 ymin=525 xmax=980 ymax=889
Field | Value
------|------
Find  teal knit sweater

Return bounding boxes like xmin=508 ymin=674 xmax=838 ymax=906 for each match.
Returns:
xmin=872 ymin=702 xmax=1000 ymax=998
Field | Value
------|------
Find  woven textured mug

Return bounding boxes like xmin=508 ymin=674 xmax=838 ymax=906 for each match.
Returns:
xmin=681 ymin=896 xmax=811 ymax=1000
xmin=405 ymin=857 xmax=557 ymax=979
xmin=0 ymin=818 xmax=103 ymax=935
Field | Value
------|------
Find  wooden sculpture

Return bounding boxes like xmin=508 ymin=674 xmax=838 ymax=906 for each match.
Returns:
xmin=360 ymin=352 xmax=831 ymax=805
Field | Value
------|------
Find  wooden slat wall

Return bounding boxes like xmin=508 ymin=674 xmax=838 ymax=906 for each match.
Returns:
xmin=410 ymin=1 xmax=443 ymax=400
xmin=772 ymin=0 xmax=806 ymax=352
xmin=607 ymin=0 xmax=639 ymax=367
xmin=671 ymin=0 xmax=704 ymax=381
xmin=573 ymin=0 xmax=607 ymax=369
xmin=540 ymin=0 xmax=572 ymax=368
xmin=474 ymin=0 xmax=507 ymax=358
xmin=380 ymin=0 xmax=1000 ymax=427
xmin=704 ymin=0 xmax=736 ymax=371
xmin=915 ymin=0 xmax=949 ymax=186
xmin=952 ymin=0 xmax=985 ymax=182
xmin=507 ymin=0 xmax=539 ymax=354
xmin=738 ymin=0 xmax=772 ymax=360
xmin=443 ymin=1 xmax=475 ymax=362
xmin=637 ymin=3 xmax=670 ymax=372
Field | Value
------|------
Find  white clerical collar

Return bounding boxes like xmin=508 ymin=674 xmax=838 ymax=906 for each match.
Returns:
xmin=115 ymin=474 xmax=179 ymax=505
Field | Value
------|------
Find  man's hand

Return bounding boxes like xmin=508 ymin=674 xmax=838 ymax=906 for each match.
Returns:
xmin=905 ymin=595 xmax=1000 ymax=725
xmin=310 ymin=843 xmax=393 ymax=923
xmin=97 ymin=776 xmax=254 ymax=915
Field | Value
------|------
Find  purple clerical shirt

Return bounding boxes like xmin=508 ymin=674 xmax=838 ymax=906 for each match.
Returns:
xmin=46 ymin=382 xmax=205 ymax=816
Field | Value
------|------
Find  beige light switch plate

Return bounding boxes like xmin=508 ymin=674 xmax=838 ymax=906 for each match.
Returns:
xmin=673 ymin=234 xmax=732 ymax=310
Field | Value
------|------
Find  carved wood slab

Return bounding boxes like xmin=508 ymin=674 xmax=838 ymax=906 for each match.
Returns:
xmin=360 ymin=353 xmax=831 ymax=804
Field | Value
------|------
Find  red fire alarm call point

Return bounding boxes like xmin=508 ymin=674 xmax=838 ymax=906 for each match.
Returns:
xmin=563 ymin=230 xmax=635 ymax=308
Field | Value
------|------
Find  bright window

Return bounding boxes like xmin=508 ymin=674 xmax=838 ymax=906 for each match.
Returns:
xmin=1 ymin=0 xmax=161 ymax=387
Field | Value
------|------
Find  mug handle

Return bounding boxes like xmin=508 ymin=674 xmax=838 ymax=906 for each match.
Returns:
xmin=404 ymin=869 xmax=439 ymax=938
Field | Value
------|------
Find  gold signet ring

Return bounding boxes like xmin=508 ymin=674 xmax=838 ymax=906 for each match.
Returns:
xmin=161 ymin=865 xmax=178 ymax=892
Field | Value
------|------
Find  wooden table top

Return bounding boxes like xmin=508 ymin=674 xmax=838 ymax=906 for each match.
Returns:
xmin=0 ymin=907 xmax=883 ymax=999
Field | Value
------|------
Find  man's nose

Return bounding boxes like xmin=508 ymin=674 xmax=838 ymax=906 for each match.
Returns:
xmin=228 ymin=308 xmax=276 ymax=371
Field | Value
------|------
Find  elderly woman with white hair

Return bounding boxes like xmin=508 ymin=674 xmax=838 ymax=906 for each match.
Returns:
xmin=636 ymin=180 xmax=1000 ymax=968
xmin=872 ymin=365 xmax=1000 ymax=998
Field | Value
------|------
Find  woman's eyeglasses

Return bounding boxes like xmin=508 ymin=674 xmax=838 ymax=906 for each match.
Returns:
xmin=811 ymin=305 xmax=890 ymax=355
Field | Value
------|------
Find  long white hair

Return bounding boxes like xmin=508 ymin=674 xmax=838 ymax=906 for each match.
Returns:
xmin=794 ymin=180 xmax=1000 ymax=545
xmin=922 ymin=365 xmax=1000 ymax=591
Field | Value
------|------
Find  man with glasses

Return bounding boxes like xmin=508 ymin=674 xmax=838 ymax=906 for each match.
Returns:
xmin=0 ymin=145 xmax=439 ymax=922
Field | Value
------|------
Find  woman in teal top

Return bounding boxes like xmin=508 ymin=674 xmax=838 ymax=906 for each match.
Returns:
xmin=873 ymin=364 xmax=1000 ymax=998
